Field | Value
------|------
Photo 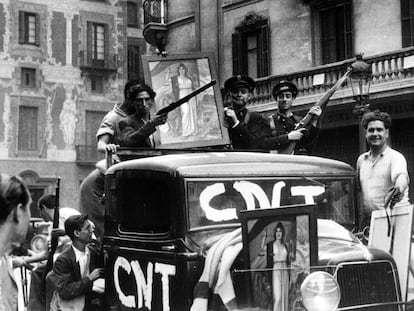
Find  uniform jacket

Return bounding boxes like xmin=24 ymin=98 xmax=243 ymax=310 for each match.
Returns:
xmin=227 ymin=108 xmax=272 ymax=150
xmin=264 ymin=112 xmax=320 ymax=154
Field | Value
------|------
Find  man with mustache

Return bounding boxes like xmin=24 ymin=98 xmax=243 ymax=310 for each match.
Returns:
xmin=118 ymin=83 xmax=168 ymax=147
xmin=357 ymin=110 xmax=410 ymax=228
xmin=223 ymin=75 xmax=271 ymax=150
xmin=266 ymin=80 xmax=321 ymax=154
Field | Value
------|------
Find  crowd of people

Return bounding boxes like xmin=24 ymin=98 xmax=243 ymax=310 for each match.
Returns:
xmin=0 ymin=73 xmax=410 ymax=311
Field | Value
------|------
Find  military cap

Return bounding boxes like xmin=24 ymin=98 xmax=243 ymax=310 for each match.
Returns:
xmin=272 ymin=80 xmax=298 ymax=99
xmin=224 ymin=75 xmax=255 ymax=92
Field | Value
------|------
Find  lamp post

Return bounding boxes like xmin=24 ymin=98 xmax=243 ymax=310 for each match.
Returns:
xmin=350 ymin=54 xmax=372 ymax=152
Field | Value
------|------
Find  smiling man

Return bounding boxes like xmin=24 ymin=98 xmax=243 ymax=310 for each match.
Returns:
xmin=357 ymin=110 xmax=410 ymax=228
xmin=265 ymin=80 xmax=321 ymax=154
xmin=223 ymin=75 xmax=271 ymax=150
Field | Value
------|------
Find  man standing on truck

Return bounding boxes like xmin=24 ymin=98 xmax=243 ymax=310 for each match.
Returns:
xmin=118 ymin=83 xmax=168 ymax=147
xmin=357 ymin=110 xmax=410 ymax=228
xmin=223 ymin=75 xmax=271 ymax=150
xmin=79 ymin=80 xmax=140 ymax=240
xmin=265 ymin=80 xmax=321 ymax=154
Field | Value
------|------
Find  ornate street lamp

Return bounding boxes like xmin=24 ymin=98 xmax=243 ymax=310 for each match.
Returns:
xmin=350 ymin=54 xmax=372 ymax=116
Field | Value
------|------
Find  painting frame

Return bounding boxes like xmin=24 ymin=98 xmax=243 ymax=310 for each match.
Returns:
xmin=369 ymin=204 xmax=414 ymax=301
xmin=141 ymin=52 xmax=230 ymax=149
xmin=239 ymin=205 xmax=318 ymax=310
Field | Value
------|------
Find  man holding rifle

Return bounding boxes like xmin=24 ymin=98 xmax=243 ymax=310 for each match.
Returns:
xmin=118 ymin=83 xmax=168 ymax=147
xmin=223 ymin=75 xmax=271 ymax=150
xmin=267 ymin=80 xmax=321 ymax=155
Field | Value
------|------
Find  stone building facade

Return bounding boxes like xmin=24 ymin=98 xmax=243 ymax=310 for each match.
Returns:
xmin=0 ymin=0 xmax=133 ymax=214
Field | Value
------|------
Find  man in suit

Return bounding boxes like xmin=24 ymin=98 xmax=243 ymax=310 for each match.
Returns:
xmin=223 ymin=75 xmax=271 ymax=150
xmin=50 ymin=215 xmax=103 ymax=311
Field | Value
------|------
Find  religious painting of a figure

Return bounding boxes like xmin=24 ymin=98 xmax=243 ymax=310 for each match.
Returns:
xmin=141 ymin=53 xmax=229 ymax=148
xmin=240 ymin=205 xmax=318 ymax=311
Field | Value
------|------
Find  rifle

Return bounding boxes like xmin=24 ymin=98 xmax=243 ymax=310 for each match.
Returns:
xmin=279 ymin=68 xmax=353 ymax=154
xmin=42 ymin=177 xmax=61 ymax=282
xmin=156 ymin=80 xmax=216 ymax=115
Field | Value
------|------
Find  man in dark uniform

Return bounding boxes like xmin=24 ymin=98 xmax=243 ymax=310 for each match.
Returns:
xmin=265 ymin=80 xmax=321 ymax=154
xmin=223 ymin=75 xmax=271 ymax=150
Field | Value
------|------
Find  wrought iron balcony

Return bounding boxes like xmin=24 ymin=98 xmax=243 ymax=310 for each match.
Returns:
xmin=143 ymin=0 xmax=168 ymax=53
xmin=251 ymin=47 xmax=414 ymax=112
xmin=79 ymin=51 xmax=118 ymax=76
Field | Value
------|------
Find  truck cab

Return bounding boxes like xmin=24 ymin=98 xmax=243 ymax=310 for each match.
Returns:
xmin=103 ymin=151 xmax=401 ymax=310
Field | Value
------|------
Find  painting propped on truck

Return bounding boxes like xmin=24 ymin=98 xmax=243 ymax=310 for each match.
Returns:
xmin=103 ymin=152 xmax=401 ymax=311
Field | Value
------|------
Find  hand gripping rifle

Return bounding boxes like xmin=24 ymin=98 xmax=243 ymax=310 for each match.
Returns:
xmin=42 ymin=177 xmax=61 ymax=284
xmin=279 ymin=68 xmax=353 ymax=154
xmin=156 ymin=80 xmax=216 ymax=115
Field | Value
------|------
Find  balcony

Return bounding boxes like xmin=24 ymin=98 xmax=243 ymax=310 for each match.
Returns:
xmin=79 ymin=51 xmax=118 ymax=77
xmin=251 ymin=47 xmax=414 ymax=113
xmin=143 ymin=0 xmax=168 ymax=53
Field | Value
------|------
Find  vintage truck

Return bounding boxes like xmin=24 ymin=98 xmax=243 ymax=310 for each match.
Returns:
xmin=102 ymin=151 xmax=403 ymax=311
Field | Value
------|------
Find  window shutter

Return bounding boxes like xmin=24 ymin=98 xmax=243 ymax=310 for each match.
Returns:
xmin=86 ymin=22 xmax=92 ymax=64
xmin=258 ymin=24 xmax=269 ymax=77
xmin=401 ymin=0 xmax=413 ymax=47
xmin=35 ymin=13 xmax=40 ymax=46
xmin=232 ymin=33 xmax=244 ymax=75
xmin=19 ymin=12 xmax=25 ymax=44
xmin=104 ymin=24 xmax=109 ymax=67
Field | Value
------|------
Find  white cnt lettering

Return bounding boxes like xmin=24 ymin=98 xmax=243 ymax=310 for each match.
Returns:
xmin=114 ymin=257 xmax=176 ymax=310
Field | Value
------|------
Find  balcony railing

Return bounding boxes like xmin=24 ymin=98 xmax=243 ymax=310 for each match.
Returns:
xmin=79 ymin=51 xmax=118 ymax=76
xmin=252 ymin=47 xmax=414 ymax=111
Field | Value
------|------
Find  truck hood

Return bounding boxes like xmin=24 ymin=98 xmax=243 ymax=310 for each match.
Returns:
xmin=317 ymin=219 xmax=394 ymax=265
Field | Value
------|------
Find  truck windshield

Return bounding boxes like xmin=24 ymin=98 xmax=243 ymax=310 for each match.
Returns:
xmin=186 ymin=177 xmax=354 ymax=230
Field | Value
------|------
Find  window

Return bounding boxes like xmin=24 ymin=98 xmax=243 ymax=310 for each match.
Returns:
xmin=21 ymin=68 xmax=36 ymax=88
xmin=127 ymin=1 xmax=138 ymax=27
xmin=232 ymin=14 xmax=269 ymax=78
xmin=402 ymin=0 xmax=414 ymax=47
xmin=127 ymin=44 xmax=143 ymax=80
xmin=91 ymin=75 xmax=103 ymax=93
xmin=87 ymin=22 xmax=106 ymax=67
xmin=116 ymin=173 xmax=170 ymax=234
xmin=315 ymin=0 xmax=353 ymax=64
xmin=19 ymin=11 xmax=39 ymax=46
xmin=18 ymin=106 xmax=38 ymax=151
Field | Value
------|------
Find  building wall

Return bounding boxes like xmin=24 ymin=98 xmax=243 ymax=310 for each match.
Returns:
xmin=0 ymin=0 xmax=128 ymax=208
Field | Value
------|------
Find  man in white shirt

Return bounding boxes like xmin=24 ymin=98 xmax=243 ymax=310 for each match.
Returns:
xmin=51 ymin=215 xmax=103 ymax=311
xmin=356 ymin=110 xmax=410 ymax=228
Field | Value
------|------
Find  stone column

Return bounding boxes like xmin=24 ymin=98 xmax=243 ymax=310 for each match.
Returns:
xmin=65 ymin=12 xmax=74 ymax=66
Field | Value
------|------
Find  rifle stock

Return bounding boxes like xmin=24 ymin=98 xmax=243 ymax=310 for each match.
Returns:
xmin=156 ymin=80 xmax=216 ymax=115
xmin=279 ymin=68 xmax=353 ymax=154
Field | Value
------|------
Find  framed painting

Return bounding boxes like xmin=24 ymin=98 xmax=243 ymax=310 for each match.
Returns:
xmin=239 ymin=205 xmax=318 ymax=310
xmin=369 ymin=204 xmax=414 ymax=301
xmin=141 ymin=53 xmax=229 ymax=148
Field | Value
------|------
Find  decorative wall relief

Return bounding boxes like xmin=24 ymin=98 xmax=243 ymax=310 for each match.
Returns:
xmin=59 ymin=85 xmax=78 ymax=149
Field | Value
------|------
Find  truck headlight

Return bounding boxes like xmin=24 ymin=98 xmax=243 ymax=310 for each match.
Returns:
xmin=300 ymin=271 xmax=340 ymax=311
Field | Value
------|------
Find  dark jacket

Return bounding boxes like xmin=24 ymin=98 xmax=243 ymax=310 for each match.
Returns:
xmin=227 ymin=108 xmax=272 ymax=150
xmin=264 ymin=112 xmax=320 ymax=154
xmin=53 ymin=245 xmax=103 ymax=310
xmin=118 ymin=115 xmax=156 ymax=147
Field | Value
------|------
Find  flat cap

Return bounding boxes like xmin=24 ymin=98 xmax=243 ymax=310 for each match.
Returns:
xmin=224 ymin=75 xmax=255 ymax=91
xmin=272 ymin=80 xmax=298 ymax=99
